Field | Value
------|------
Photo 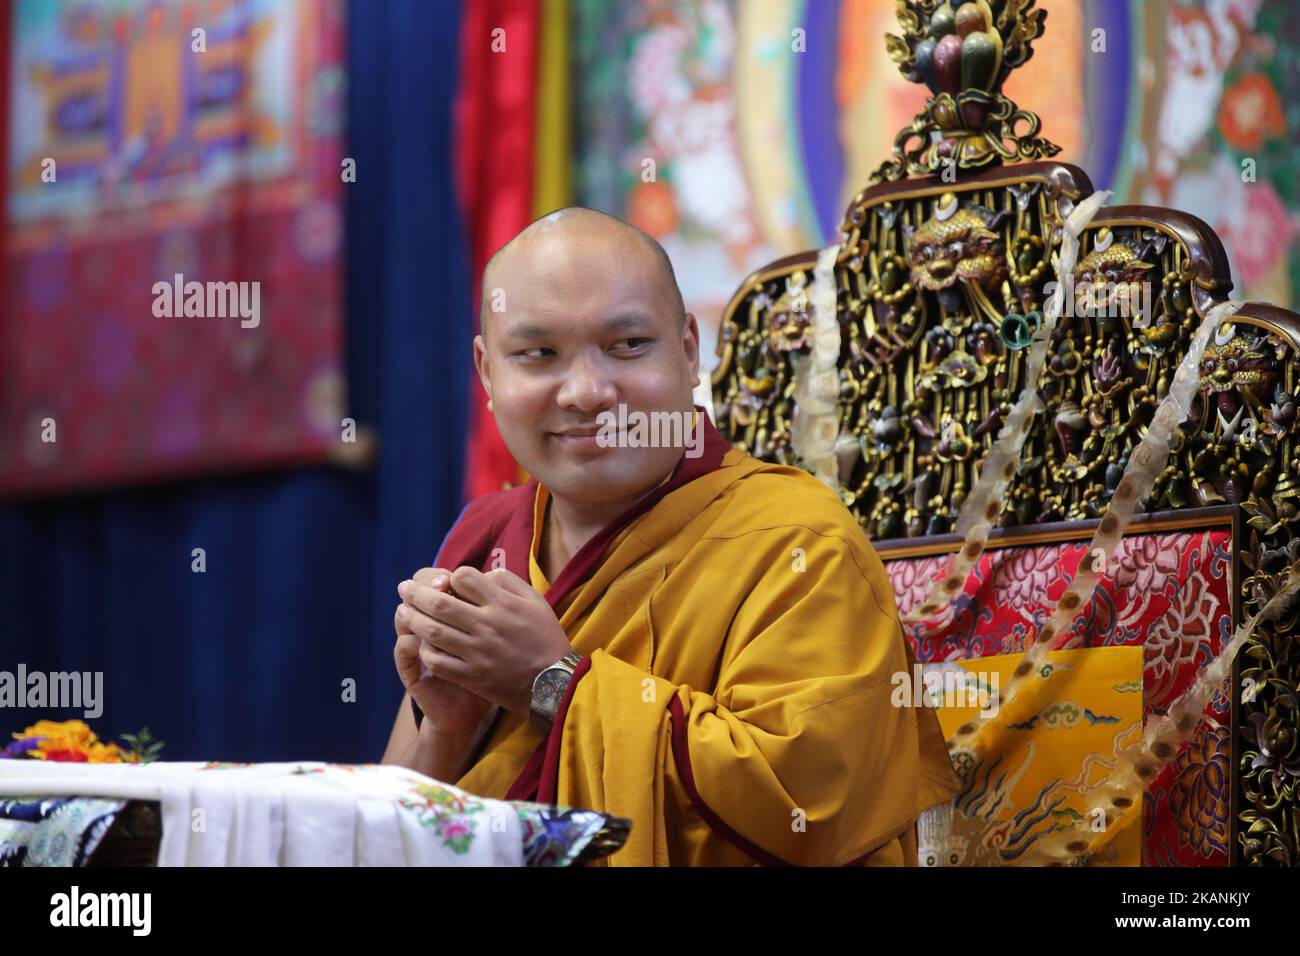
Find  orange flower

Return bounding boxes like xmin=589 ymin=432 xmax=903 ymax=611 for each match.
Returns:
xmin=15 ymin=719 xmax=91 ymax=742
xmin=18 ymin=719 xmax=125 ymax=763
xmin=1218 ymin=72 xmax=1286 ymax=153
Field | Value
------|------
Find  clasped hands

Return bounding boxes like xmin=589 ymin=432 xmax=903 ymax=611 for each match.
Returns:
xmin=393 ymin=566 xmax=576 ymax=735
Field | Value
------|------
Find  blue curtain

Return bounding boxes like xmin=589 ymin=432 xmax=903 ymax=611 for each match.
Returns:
xmin=0 ymin=0 xmax=472 ymax=762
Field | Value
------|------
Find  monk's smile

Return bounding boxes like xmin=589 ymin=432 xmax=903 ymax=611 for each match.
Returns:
xmin=551 ymin=422 xmax=607 ymax=446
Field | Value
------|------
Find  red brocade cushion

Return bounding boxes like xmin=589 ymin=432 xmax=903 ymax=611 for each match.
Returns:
xmin=885 ymin=529 xmax=1233 ymax=866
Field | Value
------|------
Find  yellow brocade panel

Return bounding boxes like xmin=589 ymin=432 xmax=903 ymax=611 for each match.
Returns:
xmin=919 ymin=646 xmax=1144 ymax=867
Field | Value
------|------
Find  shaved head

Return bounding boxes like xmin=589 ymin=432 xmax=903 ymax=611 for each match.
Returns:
xmin=479 ymin=207 xmax=685 ymax=335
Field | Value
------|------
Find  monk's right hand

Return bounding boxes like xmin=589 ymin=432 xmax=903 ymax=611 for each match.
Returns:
xmin=394 ymin=567 xmax=497 ymax=736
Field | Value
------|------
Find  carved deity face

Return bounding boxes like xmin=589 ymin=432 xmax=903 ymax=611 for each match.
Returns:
xmin=767 ymin=279 xmax=813 ymax=353
xmin=1073 ymin=244 xmax=1154 ymax=320
xmin=1200 ymin=336 xmax=1274 ymax=416
xmin=907 ymin=204 xmax=1007 ymax=292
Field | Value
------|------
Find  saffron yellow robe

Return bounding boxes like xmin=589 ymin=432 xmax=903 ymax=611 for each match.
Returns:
xmin=452 ymin=444 xmax=960 ymax=866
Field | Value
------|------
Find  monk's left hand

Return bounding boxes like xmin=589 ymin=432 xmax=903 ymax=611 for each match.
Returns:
xmin=400 ymin=566 xmax=577 ymax=715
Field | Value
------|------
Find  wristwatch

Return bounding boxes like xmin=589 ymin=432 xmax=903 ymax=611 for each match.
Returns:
xmin=529 ymin=651 xmax=584 ymax=732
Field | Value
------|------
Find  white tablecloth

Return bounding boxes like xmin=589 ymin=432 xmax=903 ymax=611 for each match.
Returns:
xmin=0 ymin=760 xmax=525 ymax=866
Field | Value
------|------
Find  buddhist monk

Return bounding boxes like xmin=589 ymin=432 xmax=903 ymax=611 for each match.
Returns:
xmin=381 ymin=207 xmax=959 ymax=865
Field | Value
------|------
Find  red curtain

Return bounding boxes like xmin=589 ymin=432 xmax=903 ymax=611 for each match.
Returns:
xmin=455 ymin=0 xmax=539 ymax=500
xmin=1 ymin=0 xmax=9 ymax=311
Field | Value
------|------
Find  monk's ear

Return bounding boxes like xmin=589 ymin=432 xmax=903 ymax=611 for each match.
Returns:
xmin=473 ymin=334 xmax=493 ymax=410
xmin=682 ymin=312 xmax=701 ymax=387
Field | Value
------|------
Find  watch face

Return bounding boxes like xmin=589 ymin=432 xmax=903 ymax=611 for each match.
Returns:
xmin=535 ymin=668 xmax=570 ymax=715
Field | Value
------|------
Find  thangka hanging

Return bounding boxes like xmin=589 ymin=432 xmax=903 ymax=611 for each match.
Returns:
xmin=2 ymin=0 xmax=347 ymax=496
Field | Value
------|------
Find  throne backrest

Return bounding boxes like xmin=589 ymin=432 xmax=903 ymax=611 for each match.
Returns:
xmin=714 ymin=163 xmax=1300 ymax=536
xmin=711 ymin=1 xmax=1300 ymax=867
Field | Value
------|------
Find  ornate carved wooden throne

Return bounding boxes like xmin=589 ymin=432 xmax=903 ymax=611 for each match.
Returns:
xmin=711 ymin=0 xmax=1299 ymax=866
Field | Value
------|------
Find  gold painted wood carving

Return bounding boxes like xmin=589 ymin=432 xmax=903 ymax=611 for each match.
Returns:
xmin=712 ymin=2 xmax=1300 ymax=867
xmin=875 ymin=0 xmax=1060 ymax=182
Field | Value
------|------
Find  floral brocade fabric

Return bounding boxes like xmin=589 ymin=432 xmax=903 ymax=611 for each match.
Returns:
xmin=0 ymin=797 xmax=125 ymax=866
xmin=886 ymin=529 xmax=1233 ymax=866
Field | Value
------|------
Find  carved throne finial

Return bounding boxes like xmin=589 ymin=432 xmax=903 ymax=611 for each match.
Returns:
xmin=874 ymin=0 xmax=1061 ymax=182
